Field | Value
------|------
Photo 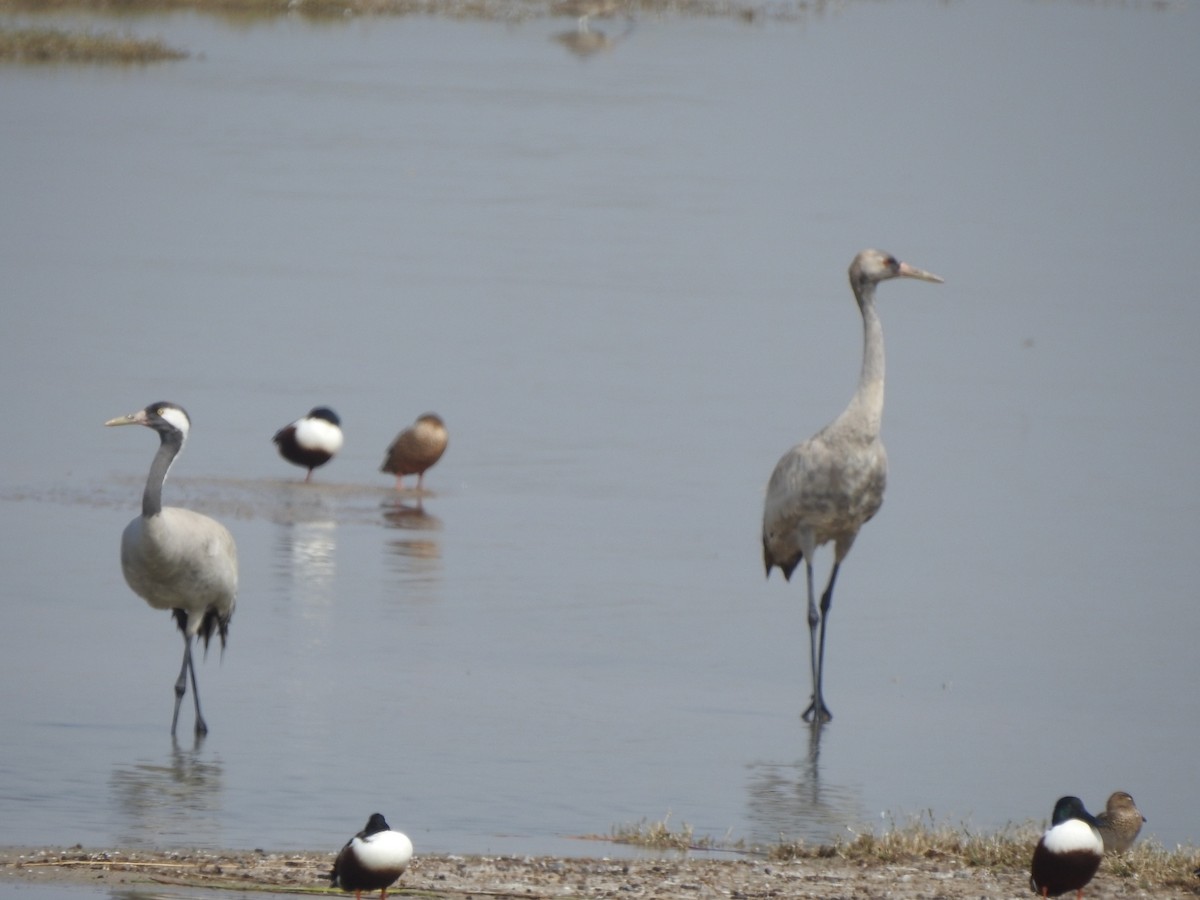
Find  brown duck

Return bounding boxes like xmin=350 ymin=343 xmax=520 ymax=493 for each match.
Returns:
xmin=381 ymin=413 xmax=448 ymax=491
xmin=1095 ymin=791 xmax=1146 ymax=854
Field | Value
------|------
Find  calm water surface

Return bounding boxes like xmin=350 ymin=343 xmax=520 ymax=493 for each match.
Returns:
xmin=1 ymin=0 xmax=1198 ymax=876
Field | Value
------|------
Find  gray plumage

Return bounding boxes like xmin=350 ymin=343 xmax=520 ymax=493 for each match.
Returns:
xmin=762 ymin=249 xmax=942 ymax=723
xmin=107 ymin=402 xmax=238 ymax=736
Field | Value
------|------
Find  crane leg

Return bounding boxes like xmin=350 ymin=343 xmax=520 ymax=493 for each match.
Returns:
xmin=800 ymin=560 xmax=828 ymax=723
xmin=810 ymin=563 xmax=840 ymax=724
xmin=171 ymin=641 xmax=189 ymax=736
xmin=186 ymin=637 xmax=209 ymax=736
xmin=172 ymin=635 xmax=208 ymax=736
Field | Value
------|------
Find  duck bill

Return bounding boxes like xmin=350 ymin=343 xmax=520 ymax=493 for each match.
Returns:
xmin=898 ymin=261 xmax=944 ymax=284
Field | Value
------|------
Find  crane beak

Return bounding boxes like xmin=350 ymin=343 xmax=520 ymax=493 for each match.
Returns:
xmin=105 ymin=410 xmax=149 ymax=427
xmin=897 ymin=262 xmax=944 ymax=284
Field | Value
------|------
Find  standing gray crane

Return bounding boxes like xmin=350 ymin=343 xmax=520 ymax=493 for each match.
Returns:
xmin=106 ymin=402 xmax=238 ymax=736
xmin=762 ymin=249 xmax=942 ymax=723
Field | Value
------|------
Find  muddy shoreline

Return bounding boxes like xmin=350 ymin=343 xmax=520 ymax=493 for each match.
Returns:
xmin=2 ymin=846 xmax=1196 ymax=898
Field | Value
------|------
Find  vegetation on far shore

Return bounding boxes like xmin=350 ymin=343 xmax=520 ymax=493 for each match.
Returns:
xmin=0 ymin=0 xmax=762 ymax=65
xmin=0 ymin=0 xmax=727 ymax=21
xmin=0 ymin=0 xmax=521 ymax=18
xmin=0 ymin=0 xmax=1164 ymax=29
xmin=0 ymin=25 xmax=185 ymax=62
xmin=0 ymin=0 xmax=695 ymax=65
xmin=600 ymin=813 xmax=1200 ymax=891
xmin=0 ymin=0 xmax=738 ymax=17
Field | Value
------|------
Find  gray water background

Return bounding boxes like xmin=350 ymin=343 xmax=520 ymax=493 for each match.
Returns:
xmin=1 ymin=0 xmax=1197 ymax=867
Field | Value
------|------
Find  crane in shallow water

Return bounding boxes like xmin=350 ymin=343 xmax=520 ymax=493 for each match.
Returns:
xmin=762 ymin=249 xmax=943 ymax=723
xmin=106 ymin=402 xmax=238 ymax=736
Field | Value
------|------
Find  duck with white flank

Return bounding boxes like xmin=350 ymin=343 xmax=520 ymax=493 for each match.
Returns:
xmin=273 ymin=406 xmax=343 ymax=482
xmin=1030 ymin=796 xmax=1104 ymax=899
xmin=106 ymin=402 xmax=238 ymax=736
xmin=381 ymin=413 xmax=448 ymax=491
xmin=1095 ymin=791 xmax=1146 ymax=854
xmin=330 ymin=813 xmax=413 ymax=900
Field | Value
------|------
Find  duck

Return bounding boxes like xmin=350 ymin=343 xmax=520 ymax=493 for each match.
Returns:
xmin=380 ymin=413 xmax=448 ymax=491
xmin=330 ymin=813 xmax=413 ymax=900
xmin=273 ymin=406 xmax=343 ymax=482
xmin=1030 ymin=796 xmax=1104 ymax=899
xmin=1095 ymin=791 xmax=1146 ymax=854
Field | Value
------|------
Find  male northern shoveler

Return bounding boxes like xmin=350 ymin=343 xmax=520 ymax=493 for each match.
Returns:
xmin=1030 ymin=796 xmax=1104 ymax=899
xmin=1096 ymin=791 xmax=1146 ymax=854
xmin=273 ymin=406 xmax=343 ymax=482
xmin=330 ymin=813 xmax=413 ymax=900
xmin=381 ymin=412 xmax=448 ymax=491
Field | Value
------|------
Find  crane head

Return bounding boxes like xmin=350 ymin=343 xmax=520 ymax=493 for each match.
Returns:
xmin=106 ymin=402 xmax=192 ymax=440
xmin=850 ymin=249 xmax=944 ymax=290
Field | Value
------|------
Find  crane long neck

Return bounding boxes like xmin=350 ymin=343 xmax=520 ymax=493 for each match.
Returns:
xmin=848 ymin=282 xmax=885 ymax=434
xmin=143 ymin=431 xmax=183 ymax=518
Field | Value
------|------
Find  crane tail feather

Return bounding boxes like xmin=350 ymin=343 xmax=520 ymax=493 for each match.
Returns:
xmin=763 ymin=543 xmax=801 ymax=582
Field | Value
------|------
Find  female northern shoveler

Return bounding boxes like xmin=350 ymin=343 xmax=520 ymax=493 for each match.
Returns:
xmin=330 ymin=813 xmax=413 ymax=900
xmin=1030 ymin=796 xmax=1104 ymax=899
xmin=1095 ymin=791 xmax=1146 ymax=854
xmin=273 ymin=406 xmax=343 ymax=482
xmin=381 ymin=412 xmax=448 ymax=491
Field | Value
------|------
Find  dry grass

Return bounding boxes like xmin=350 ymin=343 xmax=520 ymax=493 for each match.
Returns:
xmin=606 ymin=812 xmax=1200 ymax=891
xmin=1104 ymin=840 xmax=1200 ymax=890
xmin=0 ymin=26 xmax=185 ymax=62
xmin=773 ymin=811 xmax=1040 ymax=867
xmin=608 ymin=813 xmax=709 ymax=852
xmin=0 ymin=0 xmax=791 ymax=22
xmin=0 ymin=0 xmax=514 ymax=18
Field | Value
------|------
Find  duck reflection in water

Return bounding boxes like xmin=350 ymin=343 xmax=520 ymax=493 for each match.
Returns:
xmin=382 ymin=498 xmax=442 ymax=566
xmin=280 ymin=520 xmax=338 ymax=591
xmin=382 ymin=497 xmax=439 ymax=533
xmin=275 ymin=520 xmax=340 ymax=641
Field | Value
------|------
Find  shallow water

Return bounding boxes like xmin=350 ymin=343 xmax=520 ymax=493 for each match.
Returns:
xmin=0 ymin=882 xmax=298 ymax=900
xmin=1 ymin=0 xmax=1198 ymax=874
